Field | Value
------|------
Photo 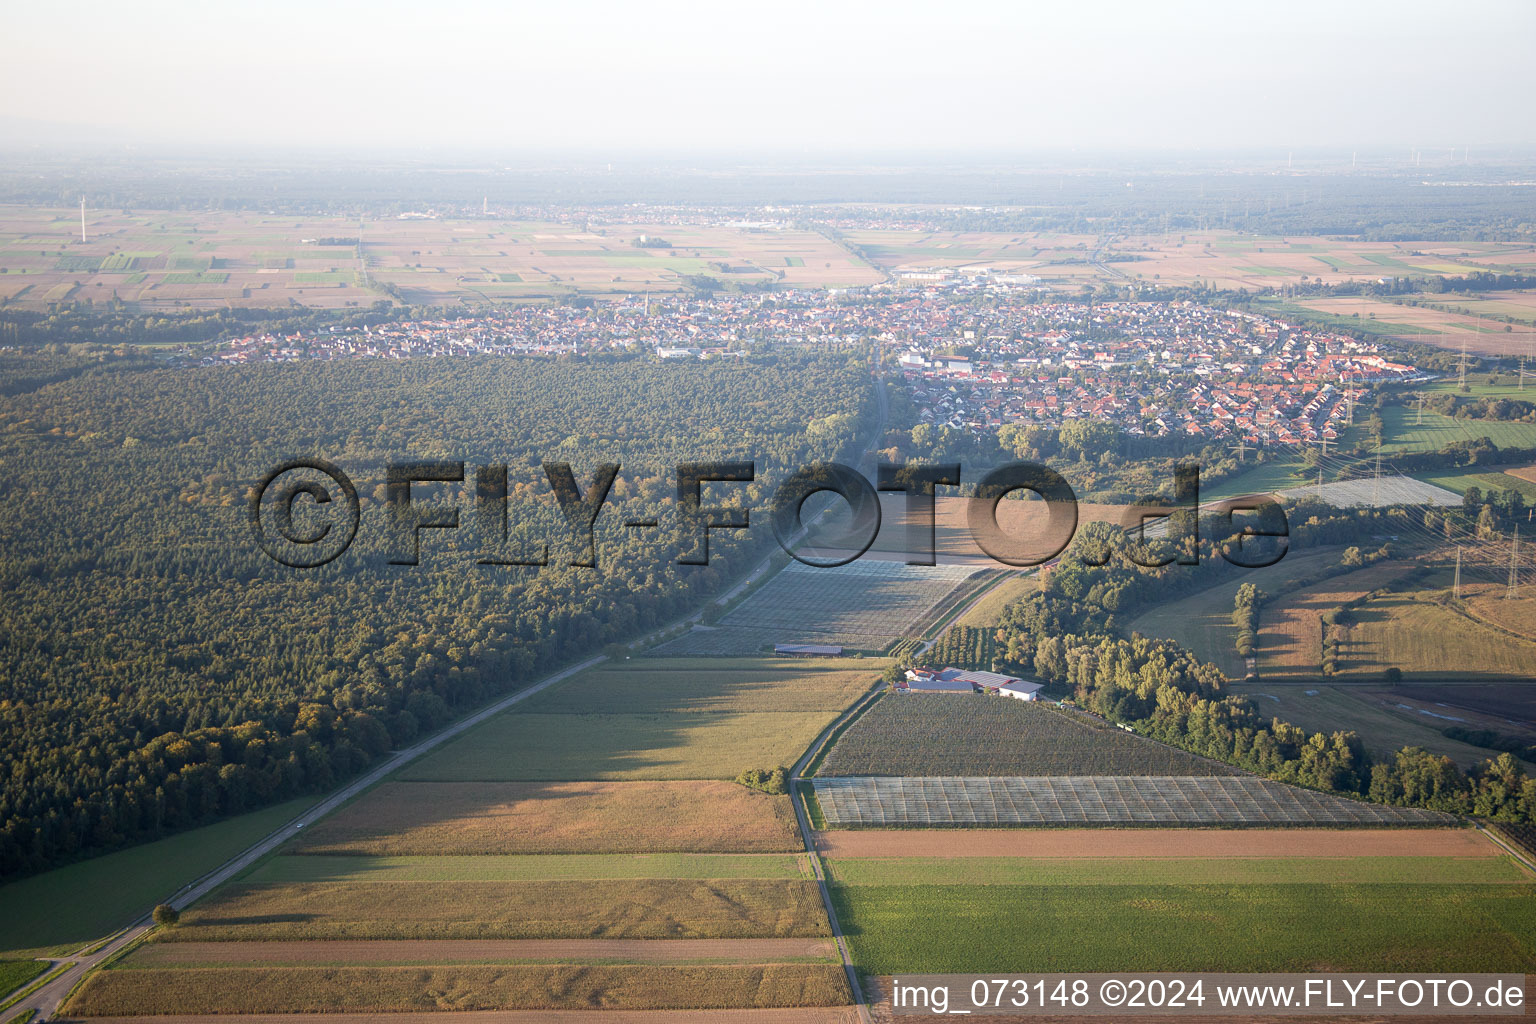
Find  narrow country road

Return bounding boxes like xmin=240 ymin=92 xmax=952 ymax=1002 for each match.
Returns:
xmin=791 ymin=686 xmax=885 ymax=1024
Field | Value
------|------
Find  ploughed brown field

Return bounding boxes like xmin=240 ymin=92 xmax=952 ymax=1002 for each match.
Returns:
xmin=295 ymin=781 xmax=800 ymax=855
xmin=162 ymin=880 xmax=831 ymax=941
xmin=66 ymin=1011 xmax=863 ymax=1024
xmin=814 ymin=827 xmax=1497 ymax=859
xmin=128 ymin=939 xmax=838 ymax=967
xmin=64 ymin=964 xmax=853 ymax=1015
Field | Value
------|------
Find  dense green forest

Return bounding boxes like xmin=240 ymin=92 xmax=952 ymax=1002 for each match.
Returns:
xmin=0 ymin=350 xmax=876 ymax=880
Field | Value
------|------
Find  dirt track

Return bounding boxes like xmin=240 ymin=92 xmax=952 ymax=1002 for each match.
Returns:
xmin=815 ymin=827 xmax=1498 ymax=859
xmin=129 ymin=938 xmax=837 ymax=966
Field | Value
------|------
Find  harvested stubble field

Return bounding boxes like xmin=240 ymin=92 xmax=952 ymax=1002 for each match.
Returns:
xmin=521 ymin=659 xmax=878 ymax=714
xmin=1333 ymin=591 xmax=1536 ymax=680
xmin=813 ymin=826 xmax=1496 ymax=858
xmin=831 ymin=882 xmax=1536 ymax=974
xmin=248 ymin=854 xmax=808 ymax=884
xmin=1460 ymin=582 xmax=1536 ymax=644
xmin=66 ymin=963 xmax=852 ymax=1015
xmin=295 ymin=781 xmax=801 ymax=855
xmin=127 ymin=939 xmax=839 ymax=968
xmin=816 ymin=696 xmax=1235 ymax=777
xmin=163 ymin=879 xmax=831 ymax=941
xmin=397 ymin=710 xmax=838 ymax=782
xmin=1256 ymin=562 xmax=1410 ymax=678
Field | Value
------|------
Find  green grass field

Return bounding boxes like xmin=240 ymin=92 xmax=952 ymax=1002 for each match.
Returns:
xmin=1412 ymin=464 xmax=1536 ymax=503
xmin=0 ymin=797 xmax=312 ymax=958
xmin=832 ymin=883 xmax=1536 ymax=973
xmin=825 ymin=856 xmax=1528 ymax=887
xmin=1380 ymin=404 xmax=1536 ymax=455
xmin=1203 ymin=457 xmax=1312 ymax=500
xmin=247 ymin=853 xmax=808 ymax=883
xmin=953 ymin=572 xmax=1037 ymax=627
xmin=0 ymin=960 xmax=47 ymax=998
xmin=1256 ymin=299 xmax=1435 ymax=337
xmin=400 ymin=710 xmax=839 ymax=782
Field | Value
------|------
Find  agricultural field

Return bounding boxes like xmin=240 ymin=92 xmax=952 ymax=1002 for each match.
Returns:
xmin=248 ymin=854 xmax=809 ymax=884
xmin=1413 ymin=463 xmax=1536 ymax=503
xmin=1261 ymin=296 xmax=1536 ymax=354
xmin=126 ymin=938 xmax=838 ymax=967
xmin=842 ymin=230 xmax=1536 ymax=297
xmin=519 ymin=658 xmax=877 ymax=714
xmin=1378 ymin=403 xmax=1536 ymax=454
xmin=1123 ymin=547 xmax=1348 ymax=677
xmin=1330 ymin=589 xmax=1536 ymax=681
xmin=160 ymin=879 xmax=831 ymax=941
xmin=66 ymin=963 xmax=851 ymax=1014
xmin=1253 ymin=562 xmax=1412 ymax=679
xmin=397 ymin=711 xmax=838 ymax=782
xmin=388 ymin=654 xmax=884 ymax=781
xmin=66 ymin=1013 xmax=861 ymax=1024
xmin=0 ymin=207 xmax=881 ymax=310
xmin=825 ymin=854 xmax=1528 ymax=886
xmin=67 ymin=646 xmax=872 ymax=1018
xmin=0 ymin=959 xmax=47 ymax=997
xmin=1413 ymin=289 xmax=1536 ymax=328
xmin=952 ymin=572 xmax=1036 ymax=627
xmin=833 ymin=882 xmax=1536 ymax=975
xmin=295 ymin=781 xmax=802 ymax=855
xmin=816 ymin=695 xmax=1237 ymax=777
xmin=851 ymin=496 xmax=1138 ymax=569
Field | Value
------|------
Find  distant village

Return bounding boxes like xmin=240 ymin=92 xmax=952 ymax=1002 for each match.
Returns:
xmin=199 ymin=289 xmax=1429 ymax=447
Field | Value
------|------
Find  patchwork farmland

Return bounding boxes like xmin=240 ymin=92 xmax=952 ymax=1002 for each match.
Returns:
xmin=60 ymin=656 xmax=879 ymax=1017
xmin=818 ymin=824 xmax=1536 ymax=1013
xmin=0 ymin=207 xmax=882 ymax=310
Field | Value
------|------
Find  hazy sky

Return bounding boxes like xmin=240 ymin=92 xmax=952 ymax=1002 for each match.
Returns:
xmin=4 ymin=0 xmax=1533 ymax=154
